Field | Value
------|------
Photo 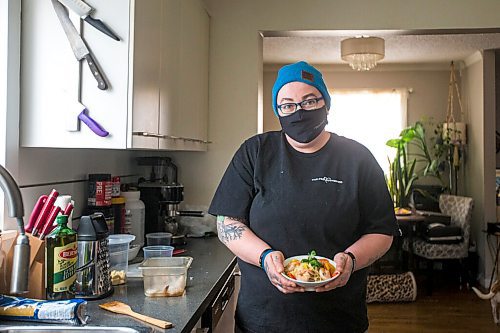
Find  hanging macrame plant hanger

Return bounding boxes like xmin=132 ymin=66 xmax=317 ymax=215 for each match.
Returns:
xmin=444 ymin=61 xmax=466 ymax=195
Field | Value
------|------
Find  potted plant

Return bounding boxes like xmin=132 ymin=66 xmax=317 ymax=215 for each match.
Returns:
xmin=386 ymin=121 xmax=451 ymax=211
xmin=410 ymin=121 xmax=448 ymax=188
xmin=386 ymin=127 xmax=418 ymax=210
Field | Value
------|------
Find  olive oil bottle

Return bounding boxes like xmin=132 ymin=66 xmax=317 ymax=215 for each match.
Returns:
xmin=45 ymin=215 xmax=77 ymax=300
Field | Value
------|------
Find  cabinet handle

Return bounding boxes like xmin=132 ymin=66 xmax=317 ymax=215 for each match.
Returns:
xmin=221 ymin=298 xmax=230 ymax=312
xmin=132 ymin=132 xmax=165 ymax=138
xmin=133 ymin=132 xmax=211 ymax=144
xmin=163 ymin=135 xmax=212 ymax=144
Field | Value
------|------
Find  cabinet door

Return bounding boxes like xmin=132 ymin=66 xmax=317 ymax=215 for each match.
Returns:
xmin=20 ymin=0 xmax=130 ymax=149
xmin=158 ymin=0 xmax=181 ymax=144
xmin=159 ymin=0 xmax=209 ymax=151
xmin=129 ymin=0 xmax=163 ymax=149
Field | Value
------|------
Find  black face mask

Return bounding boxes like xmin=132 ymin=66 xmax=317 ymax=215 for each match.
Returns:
xmin=279 ymin=105 xmax=328 ymax=143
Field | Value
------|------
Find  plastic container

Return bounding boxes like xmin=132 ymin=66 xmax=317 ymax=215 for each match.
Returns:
xmin=108 ymin=234 xmax=135 ymax=285
xmin=146 ymin=232 xmax=172 ymax=246
xmin=143 ymin=245 xmax=174 ymax=259
xmin=128 ymin=244 xmax=141 ymax=262
xmin=122 ymin=191 xmax=145 ymax=247
xmin=138 ymin=257 xmax=193 ymax=297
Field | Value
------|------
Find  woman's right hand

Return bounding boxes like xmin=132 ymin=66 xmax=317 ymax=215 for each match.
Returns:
xmin=263 ymin=250 xmax=305 ymax=294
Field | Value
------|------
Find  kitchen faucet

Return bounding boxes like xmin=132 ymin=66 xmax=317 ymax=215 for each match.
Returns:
xmin=0 ymin=164 xmax=30 ymax=294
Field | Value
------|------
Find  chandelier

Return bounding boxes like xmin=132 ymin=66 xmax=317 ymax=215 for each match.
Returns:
xmin=341 ymin=36 xmax=385 ymax=71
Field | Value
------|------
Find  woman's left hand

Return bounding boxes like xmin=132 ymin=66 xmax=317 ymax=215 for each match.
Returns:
xmin=314 ymin=252 xmax=353 ymax=292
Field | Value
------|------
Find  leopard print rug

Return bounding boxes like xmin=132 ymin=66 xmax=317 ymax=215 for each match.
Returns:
xmin=366 ymin=271 xmax=417 ymax=303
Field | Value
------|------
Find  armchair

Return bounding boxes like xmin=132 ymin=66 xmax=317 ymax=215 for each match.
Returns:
xmin=405 ymin=194 xmax=474 ymax=293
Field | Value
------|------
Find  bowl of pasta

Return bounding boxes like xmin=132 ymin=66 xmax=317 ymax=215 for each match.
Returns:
xmin=282 ymin=251 xmax=340 ymax=291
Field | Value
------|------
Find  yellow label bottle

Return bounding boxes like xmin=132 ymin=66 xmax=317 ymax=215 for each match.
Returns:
xmin=45 ymin=215 xmax=77 ymax=300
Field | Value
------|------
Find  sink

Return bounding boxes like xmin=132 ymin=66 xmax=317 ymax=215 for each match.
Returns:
xmin=0 ymin=326 xmax=150 ymax=333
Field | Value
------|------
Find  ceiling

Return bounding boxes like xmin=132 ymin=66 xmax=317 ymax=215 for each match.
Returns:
xmin=263 ymin=31 xmax=500 ymax=66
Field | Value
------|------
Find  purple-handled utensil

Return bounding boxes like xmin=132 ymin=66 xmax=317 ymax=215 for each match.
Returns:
xmin=78 ymin=110 xmax=109 ymax=137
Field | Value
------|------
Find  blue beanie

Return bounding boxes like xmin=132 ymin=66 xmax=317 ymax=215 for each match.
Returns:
xmin=272 ymin=61 xmax=331 ymax=116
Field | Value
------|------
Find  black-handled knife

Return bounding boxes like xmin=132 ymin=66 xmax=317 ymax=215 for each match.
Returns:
xmin=83 ymin=54 xmax=107 ymax=90
xmin=51 ymin=0 xmax=108 ymax=90
xmin=58 ymin=0 xmax=120 ymax=41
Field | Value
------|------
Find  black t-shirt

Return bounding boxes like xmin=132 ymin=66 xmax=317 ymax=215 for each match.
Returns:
xmin=209 ymin=131 xmax=399 ymax=333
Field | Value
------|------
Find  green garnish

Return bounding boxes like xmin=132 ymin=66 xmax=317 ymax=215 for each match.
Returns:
xmin=300 ymin=250 xmax=323 ymax=268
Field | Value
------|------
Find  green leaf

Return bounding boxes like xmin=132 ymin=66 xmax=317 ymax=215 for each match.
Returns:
xmin=301 ymin=250 xmax=323 ymax=268
xmin=386 ymin=139 xmax=400 ymax=148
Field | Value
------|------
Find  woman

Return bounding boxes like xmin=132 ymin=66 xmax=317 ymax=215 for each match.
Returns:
xmin=209 ymin=61 xmax=399 ymax=333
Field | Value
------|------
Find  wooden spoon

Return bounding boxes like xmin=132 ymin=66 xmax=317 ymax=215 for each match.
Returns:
xmin=99 ymin=301 xmax=173 ymax=329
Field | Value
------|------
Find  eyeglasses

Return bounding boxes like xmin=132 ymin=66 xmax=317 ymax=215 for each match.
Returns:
xmin=277 ymin=97 xmax=324 ymax=115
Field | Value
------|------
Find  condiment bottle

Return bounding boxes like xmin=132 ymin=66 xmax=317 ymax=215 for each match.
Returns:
xmin=88 ymin=173 xmax=112 ymax=207
xmin=122 ymin=191 xmax=145 ymax=247
xmin=45 ymin=215 xmax=77 ymax=300
xmin=111 ymin=196 xmax=126 ymax=234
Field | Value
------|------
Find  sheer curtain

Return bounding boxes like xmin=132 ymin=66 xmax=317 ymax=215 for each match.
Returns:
xmin=326 ymin=88 xmax=408 ymax=175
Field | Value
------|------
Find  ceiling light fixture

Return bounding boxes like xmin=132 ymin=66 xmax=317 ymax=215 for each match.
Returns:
xmin=341 ymin=36 xmax=385 ymax=71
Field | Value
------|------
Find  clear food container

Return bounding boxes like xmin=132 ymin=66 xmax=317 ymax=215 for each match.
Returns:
xmin=146 ymin=232 xmax=172 ymax=246
xmin=138 ymin=257 xmax=193 ymax=297
xmin=143 ymin=245 xmax=174 ymax=259
xmin=108 ymin=234 xmax=135 ymax=285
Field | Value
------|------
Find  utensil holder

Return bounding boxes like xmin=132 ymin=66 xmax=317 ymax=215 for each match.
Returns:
xmin=4 ymin=232 xmax=46 ymax=299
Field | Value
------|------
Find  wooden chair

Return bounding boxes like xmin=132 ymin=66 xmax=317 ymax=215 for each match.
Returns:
xmin=405 ymin=194 xmax=474 ymax=293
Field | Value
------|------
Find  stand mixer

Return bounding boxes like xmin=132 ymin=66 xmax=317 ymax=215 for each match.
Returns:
xmin=137 ymin=157 xmax=203 ymax=246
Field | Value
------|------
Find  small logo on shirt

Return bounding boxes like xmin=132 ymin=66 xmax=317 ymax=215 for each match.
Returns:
xmin=311 ymin=177 xmax=343 ymax=184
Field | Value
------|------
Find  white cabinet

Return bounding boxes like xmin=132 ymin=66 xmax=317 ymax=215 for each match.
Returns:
xmin=20 ymin=0 xmax=209 ymax=151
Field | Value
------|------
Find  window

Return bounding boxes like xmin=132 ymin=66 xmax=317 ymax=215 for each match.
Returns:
xmin=326 ymin=89 xmax=408 ymax=175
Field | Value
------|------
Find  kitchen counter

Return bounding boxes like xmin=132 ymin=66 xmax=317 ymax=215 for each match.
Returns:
xmin=1 ymin=237 xmax=237 ymax=333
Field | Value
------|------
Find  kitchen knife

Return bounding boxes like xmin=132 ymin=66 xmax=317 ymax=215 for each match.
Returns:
xmin=39 ymin=206 xmax=62 ymax=240
xmin=25 ymin=195 xmax=48 ymax=233
xmin=78 ymin=109 xmax=109 ymax=137
xmin=58 ymin=0 xmax=120 ymax=41
xmin=31 ymin=189 xmax=59 ymax=237
xmin=51 ymin=0 xmax=108 ymax=90
xmin=65 ymin=97 xmax=110 ymax=137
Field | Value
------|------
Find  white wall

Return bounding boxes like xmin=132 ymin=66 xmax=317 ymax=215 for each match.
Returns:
xmin=2 ymin=148 xmax=153 ymax=231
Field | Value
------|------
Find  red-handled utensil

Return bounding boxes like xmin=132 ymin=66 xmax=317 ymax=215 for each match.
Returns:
xmin=25 ymin=195 xmax=48 ymax=233
xmin=63 ymin=202 xmax=74 ymax=216
xmin=31 ymin=189 xmax=59 ymax=236
xmin=39 ymin=206 xmax=62 ymax=240
xmin=173 ymin=249 xmax=186 ymax=256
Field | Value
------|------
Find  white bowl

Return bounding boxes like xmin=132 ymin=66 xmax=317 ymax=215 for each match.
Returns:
xmin=128 ymin=244 xmax=141 ymax=262
xmin=281 ymin=255 xmax=340 ymax=291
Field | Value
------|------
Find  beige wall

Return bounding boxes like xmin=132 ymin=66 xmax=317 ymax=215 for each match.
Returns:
xmin=167 ymin=0 xmax=498 ymax=283
xmin=463 ymin=51 xmax=497 ymax=283
xmin=188 ymin=0 xmax=500 ymax=207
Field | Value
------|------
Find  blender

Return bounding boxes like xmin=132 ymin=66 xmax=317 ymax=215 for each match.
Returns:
xmin=137 ymin=157 xmax=203 ymax=246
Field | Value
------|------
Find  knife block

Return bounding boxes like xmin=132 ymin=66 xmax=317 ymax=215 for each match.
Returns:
xmin=0 ymin=230 xmax=16 ymax=294
xmin=4 ymin=232 xmax=46 ymax=299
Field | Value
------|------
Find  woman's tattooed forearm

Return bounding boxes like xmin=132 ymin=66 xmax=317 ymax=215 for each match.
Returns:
xmin=217 ymin=216 xmax=248 ymax=244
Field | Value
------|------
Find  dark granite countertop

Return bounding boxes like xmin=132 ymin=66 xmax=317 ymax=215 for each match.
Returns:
xmin=1 ymin=237 xmax=236 ymax=333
